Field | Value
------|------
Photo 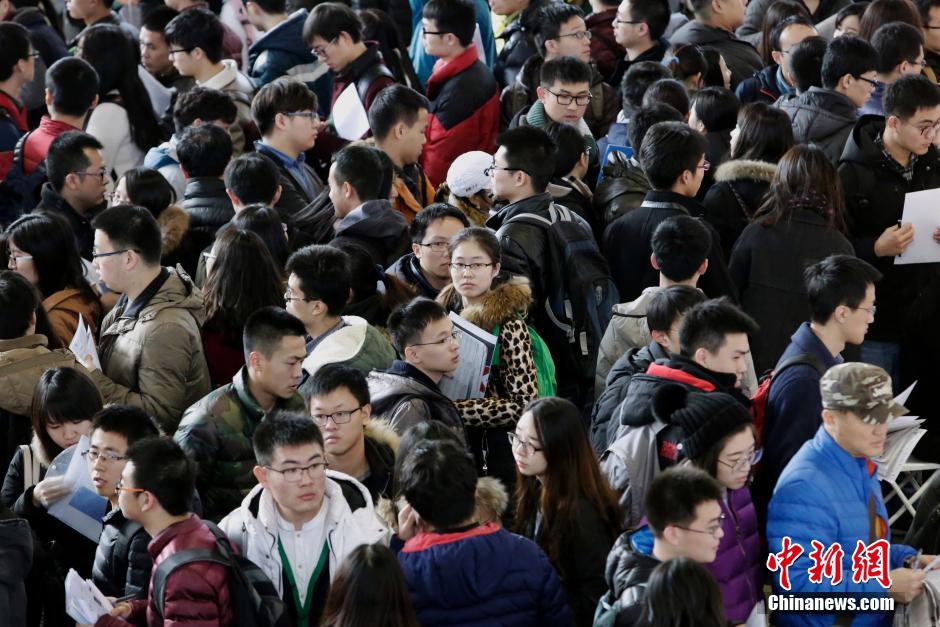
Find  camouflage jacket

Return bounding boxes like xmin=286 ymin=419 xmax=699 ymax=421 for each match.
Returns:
xmin=174 ymin=366 xmax=306 ymax=522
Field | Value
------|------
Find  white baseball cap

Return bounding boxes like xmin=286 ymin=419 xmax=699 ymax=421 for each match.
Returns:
xmin=445 ymin=151 xmax=494 ymax=198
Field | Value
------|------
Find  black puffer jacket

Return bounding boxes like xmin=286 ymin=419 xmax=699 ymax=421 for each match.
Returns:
xmin=780 ymin=87 xmax=857 ymax=163
xmin=181 ymin=177 xmax=234 ymax=272
xmin=91 ymin=507 xmax=152 ymax=599
xmin=387 ymin=252 xmax=439 ymax=300
xmin=597 ymin=530 xmax=660 ymax=627
xmin=0 ymin=514 xmax=31 ymax=627
xmin=734 ymin=63 xmax=781 ymax=105
xmin=593 ymin=156 xmax=651 ymax=227
xmin=701 ymin=159 xmax=776 ymax=259
xmin=493 ymin=0 xmax=545 ymax=89
xmin=331 ymin=199 xmax=411 ymax=269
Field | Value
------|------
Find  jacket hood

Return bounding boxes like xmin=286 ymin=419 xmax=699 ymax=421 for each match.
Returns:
xmin=0 ymin=335 xmax=76 ymax=416
xmin=365 ymin=418 xmax=400 ymax=455
xmin=143 ymin=267 xmax=206 ymax=325
xmin=157 ymin=205 xmax=189 ymax=255
xmin=840 ymin=114 xmax=888 ymax=166
xmin=606 ymin=528 xmax=660 ymax=604
xmin=439 ymin=275 xmax=532 ymax=332
xmin=376 ymin=475 xmax=510 ymax=531
xmin=248 ymin=9 xmax=308 ymax=55
xmin=368 ymin=368 xmax=447 ymax=409
xmin=41 ymin=288 xmax=92 ymax=317
xmin=714 ymin=159 xmax=776 ymax=184
xmin=301 ymin=315 xmax=376 ymax=376
xmin=334 ymin=199 xmax=409 ymax=239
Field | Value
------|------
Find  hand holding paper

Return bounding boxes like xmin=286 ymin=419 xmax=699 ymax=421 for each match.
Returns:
xmin=894 ymin=190 xmax=940 ymax=264
xmin=875 ymin=222 xmax=914 ymax=257
xmin=69 ymin=315 xmax=101 ymax=372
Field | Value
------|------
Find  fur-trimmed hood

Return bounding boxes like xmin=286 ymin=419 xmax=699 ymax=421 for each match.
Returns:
xmin=714 ymin=159 xmax=777 ymax=184
xmin=376 ymin=475 xmax=510 ymax=531
xmin=437 ymin=275 xmax=533 ymax=332
xmin=365 ymin=418 xmax=400 ymax=455
xmin=157 ymin=204 xmax=190 ymax=255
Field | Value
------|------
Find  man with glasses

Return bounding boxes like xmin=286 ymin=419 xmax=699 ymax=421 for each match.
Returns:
xmin=596 ymin=466 xmax=724 ymax=625
xmin=610 ymin=0 xmax=671 ymax=88
xmin=840 ymin=75 xmax=940 ymax=392
xmin=863 ymin=22 xmax=927 ymax=116
xmin=420 ymin=0 xmax=500 ymax=187
xmin=388 ymin=204 xmax=470 ymax=299
xmin=175 ymin=306 xmax=306 ymax=521
xmin=368 ymin=297 xmax=466 ymax=442
xmin=251 ymin=79 xmax=324 ymax=218
xmin=767 ymin=363 xmax=930 ymax=625
xmin=737 ymin=16 xmax=816 ymax=105
xmin=219 ymin=413 xmax=389 ymax=625
xmin=0 ymin=23 xmax=35 ymax=181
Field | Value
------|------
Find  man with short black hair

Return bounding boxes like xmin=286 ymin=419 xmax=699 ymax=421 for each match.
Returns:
xmin=397 ymin=439 xmax=572 ymax=625
xmin=90 ymin=204 xmax=211 ymax=434
xmin=367 ymin=297 xmax=465 ymax=440
xmin=0 ymin=23 xmax=35 ymax=179
xmin=175 ymin=306 xmax=307 ymax=520
xmin=64 ymin=0 xmax=137 ymax=46
xmin=586 ymin=0 xmax=627 ymax=82
xmin=780 ymin=35 xmax=879 ymax=163
xmin=251 ymin=79 xmax=324 ymax=218
xmin=491 ymin=0 xmax=544 ymax=90
xmin=421 ymin=0 xmax=500 ymax=187
xmin=736 ymin=15 xmax=816 ymax=104
xmin=916 ymin=0 xmax=940 ymax=81
xmin=387 ymin=203 xmax=470 ymax=298
xmin=863 ymin=22 xmax=926 ymax=116
xmin=611 ymin=0 xmax=671 ymax=88
xmin=603 ymin=121 xmax=736 ymax=303
xmin=140 ymin=6 xmax=195 ymax=93
xmin=785 ymin=35 xmax=827 ymax=96
xmin=163 ymin=0 xmax=244 ymax=64
xmin=223 ymin=152 xmax=281 ymax=212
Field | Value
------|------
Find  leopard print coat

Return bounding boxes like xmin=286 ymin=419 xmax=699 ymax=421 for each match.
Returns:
xmin=438 ymin=276 xmax=540 ymax=428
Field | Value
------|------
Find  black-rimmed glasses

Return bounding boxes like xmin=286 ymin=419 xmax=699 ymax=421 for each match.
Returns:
xmin=408 ymin=330 xmax=459 ymax=348
xmin=312 ymin=406 xmax=364 ymax=426
xmin=544 ymin=88 xmax=593 ymax=106
xmin=264 ymin=461 xmax=328 ymax=482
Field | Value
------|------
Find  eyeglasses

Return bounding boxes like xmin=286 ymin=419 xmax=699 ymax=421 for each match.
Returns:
xmin=310 ymin=37 xmax=338 ymax=58
xmin=418 ymin=241 xmax=451 ymax=253
xmin=853 ymin=75 xmax=881 ymax=88
xmin=556 ymin=30 xmax=592 ymax=41
xmin=926 ymin=23 xmax=940 ymax=30
xmin=284 ymin=287 xmax=314 ymax=303
xmin=408 ymin=330 xmax=459 ymax=348
xmin=264 ymin=461 xmax=328 ymax=482
xmin=167 ymin=47 xmax=194 ymax=56
xmin=484 ymin=164 xmax=529 ymax=176
xmin=717 ymin=448 xmax=762 ymax=473
xmin=913 ymin=58 xmax=928 ymax=69
xmin=284 ymin=111 xmax=319 ymax=122
xmin=507 ymin=432 xmax=543 ymax=456
xmin=115 ymin=480 xmax=146 ymax=494
xmin=74 ymin=169 xmax=108 ymax=183
xmin=854 ymin=304 xmax=877 ymax=317
xmin=450 ymin=262 xmax=493 ymax=273
xmin=544 ymin=88 xmax=593 ymax=107
xmin=901 ymin=119 xmax=940 ymax=138
xmin=312 ymin=406 xmax=364 ymax=426
xmin=674 ymin=513 xmax=726 ymax=538
xmin=82 ymin=449 xmax=129 ymax=464
xmin=697 ymin=160 xmax=711 ymax=171
xmin=27 ymin=51 xmax=41 ymax=59
xmin=91 ymin=249 xmax=132 ymax=260
xmin=8 ymin=253 xmax=33 ymax=267
xmin=422 ymin=29 xmax=450 ymax=37
xmin=613 ymin=17 xmax=644 ymax=26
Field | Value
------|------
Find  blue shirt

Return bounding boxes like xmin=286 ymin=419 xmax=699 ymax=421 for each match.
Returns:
xmin=254 ymin=141 xmax=319 ymax=201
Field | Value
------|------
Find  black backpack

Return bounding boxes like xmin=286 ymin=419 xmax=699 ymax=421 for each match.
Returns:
xmin=499 ymin=203 xmax=619 ymax=395
xmin=0 ymin=130 xmax=45 ymax=226
xmin=151 ymin=520 xmax=289 ymax=627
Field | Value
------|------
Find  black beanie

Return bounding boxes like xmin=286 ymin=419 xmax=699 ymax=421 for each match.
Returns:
xmin=651 ymin=383 xmax=753 ymax=460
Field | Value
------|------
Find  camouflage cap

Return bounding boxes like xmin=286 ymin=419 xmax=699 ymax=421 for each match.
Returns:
xmin=820 ymin=362 xmax=907 ymax=425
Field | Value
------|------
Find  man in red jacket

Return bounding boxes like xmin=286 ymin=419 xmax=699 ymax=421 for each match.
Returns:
xmin=419 ymin=0 xmax=499 ymax=187
xmin=98 ymin=437 xmax=233 ymax=626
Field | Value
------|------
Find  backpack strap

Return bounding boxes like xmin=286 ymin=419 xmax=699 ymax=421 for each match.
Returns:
xmin=20 ymin=444 xmax=39 ymax=490
xmin=152 ymin=548 xmax=230 ymax=617
xmin=773 ymin=352 xmax=826 ymax=378
xmin=12 ymin=129 xmax=33 ymax=171
xmin=354 ymin=62 xmax=394 ymax=105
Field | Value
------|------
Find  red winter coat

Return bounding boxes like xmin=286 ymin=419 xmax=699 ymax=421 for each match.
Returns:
xmin=95 ymin=515 xmax=233 ymax=627
xmin=421 ymin=45 xmax=499 ymax=187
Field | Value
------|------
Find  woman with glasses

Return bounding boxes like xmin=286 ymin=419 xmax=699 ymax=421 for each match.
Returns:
xmin=437 ymin=227 xmax=547 ymax=492
xmin=510 ymin=396 xmax=622 ymax=627
xmin=5 ymin=212 xmax=102 ymax=345
xmin=654 ymin=383 xmax=763 ymax=624
xmin=729 ymin=145 xmax=853 ymax=374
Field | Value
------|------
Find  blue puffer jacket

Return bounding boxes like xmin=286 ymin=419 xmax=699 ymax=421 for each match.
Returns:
xmin=398 ymin=522 xmax=572 ymax=626
xmin=767 ymin=426 xmax=916 ymax=626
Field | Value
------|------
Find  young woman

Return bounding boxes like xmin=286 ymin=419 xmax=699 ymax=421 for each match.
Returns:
xmin=642 ymin=558 xmax=728 ymax=627
xmin=321 ymin=543 xmax=420 ymax=627
xmin=79 ymin=25 xmax=165 ymax=184
xmin=6 ymin=212 xmax=102 ymax=344
xmin=203 ymin=226 xmax=285 ymax=386
xmin=511 ymin=397 xmax=622 ymax=627
xmin=729 ymin=144 xmax=854 ymax=373
xmin=113 ymin=167 xmax=192 ymax=269
xmin=668 ymin=44 xmax=708 ymax=94
xmin=654 ymin=384 xmax=763 ymax=623
xmin=437 ymin=227 xmax=542 ymax=491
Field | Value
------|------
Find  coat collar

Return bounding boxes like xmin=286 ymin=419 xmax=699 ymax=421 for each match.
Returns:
xmin=427 ymin=45 xmax=480 ymax=97
xmin=714 ymin=159 xmax=776 ymax=184
xmin=439 ymin=275 xmax=533 ymax=332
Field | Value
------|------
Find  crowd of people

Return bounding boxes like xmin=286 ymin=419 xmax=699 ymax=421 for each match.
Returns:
xmin=2 ymin=0 xmax=940 ymax=623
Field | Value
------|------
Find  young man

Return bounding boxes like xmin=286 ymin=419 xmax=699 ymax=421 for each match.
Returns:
xmin=368 ymin=84 xmax=434 ymax=223
xmin=367 ymin=297 xmax=465 ymax=441
xmin=98 ymin=437 xmax=233 ymax=626
xmin=603 ymin=121 xmax=736 ymax=303
xmin=88 ymin=405 xmax=160 ymax=599
xmin=502 ymin=3 xmax=617 ymax=141
xmin=669 ymin=0 xmax=761 ymax=88
xmin=36 ymin=131 xmax=107 ymax=260
xmin=144 ymin=86 xmax=238 ymax=201
xmin=387 ymin=203 xmax=470 ymax=299
xmin=245 ymin=0 xmax=318 ymax=88
xmin=862 ymin=22 xmax=925 ymax=116
xmin=736 ymin=15 xmax=816 ymax=105
xmin=220 ymin=413 xmax=389 ymax=625
xmin=596 ymin=215 xmax=711 ymax=395
xmin=839 ymin=75 xmax=940 ymax=389
xmin=164 ymin=8 xmax=256 ymax=154
xmin=251 ymin=79 xmax=324 ymax=219
xmin=780 ymin=35 xmax=878 ymax=163
xmin=64 ymin=0 xmax=137 ymax=46
xmin=21 ymin=57 xmax=98 ymax=176
xmin=421 ymin=0 xmax=500 ymax=187
xmin=284 ymin=245 xmax=395 ymax=390
xmin=755 ymin=255 xmax=882 ymax=525
xmin=784 ymin=35 xmax=827 ymax=96
xmin=175 ymin=306 xmax=307 ymax=521
xmin=223 ymin=152 xmax=281 ymax=212
xmin=586 ymin=0 xmax=626 ymax=82
xmin=328 ymin=144 xmax=410 ymax=268
xmin=610 ymin=0 xmax=671 ymax=88
xmin=140 ymin=6 xmax=195 ymax=93
xmin=162 ymin=0 xmax=243 ymax=64
xmin=597 ymin=467 xmax=724 ymax=624
xmin=90 ymin=204 xmax=211 ymax=434
xmin=491 ymin=0 xmax=543 ymax=89
xmin=303 ymin=2 xmax=396 ymax=161
xmin=306 ymin=364 xmax=398 ymax=503
xmin=396 ymin=438 xmax=572 ymax=625
xmin=511 ymin=56 xmax=600 ymax=166
xmin=767 ymin=363 xmax=928 ymax=626
xmin=0 ymin=23 xmax=35 ymax=179
xmin=598 ymin=60 xmax=670 ymax=154
xmin=917 ymin=0 xmax=940 ymax=82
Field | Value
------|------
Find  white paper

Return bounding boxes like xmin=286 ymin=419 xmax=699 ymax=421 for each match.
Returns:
xmin=874 ymin=426 xmax=926 ymax=482
xmin=437 ymin=312 xmax=498 ymax=401
xmin=745 ymin=600 xmax=768 ymax=627
xmin=46 ymin=436 xmax=108 ymax=542
xmin=331 ymin=83 xmax=370 ymax=140
xmin=888 ymin=415 xmax=923 ymax=433
xmin=896 ymin=190 xmax=940 ymax=265
xmin=895 ymin=380 xmax=917 ymax=406
xmin=65 ymin=568 xmax=114 ymax=623
xmin=69 ymin=315 xmax=101 ymax=371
